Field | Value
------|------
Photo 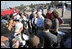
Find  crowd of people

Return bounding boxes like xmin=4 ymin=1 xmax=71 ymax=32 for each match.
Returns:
xmin=1 ymin=8 xmax=71 ymax=48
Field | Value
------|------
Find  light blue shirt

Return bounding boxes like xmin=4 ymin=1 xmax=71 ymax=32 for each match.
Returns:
xmin=1 ymin=19 xmax=7 ymax=23
xmin=37 ymin=15 xmax=44 ymax=27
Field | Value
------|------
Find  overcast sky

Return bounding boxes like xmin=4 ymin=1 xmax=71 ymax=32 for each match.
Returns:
xmin=1 ymin=1 xmax=69 ymax=10
xmin=1 ymin=1 xmax=52 ymax=9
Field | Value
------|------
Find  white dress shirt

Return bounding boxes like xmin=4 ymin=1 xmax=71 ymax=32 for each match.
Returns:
xmin=31 ymin=18 xmax=38 ymax=24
